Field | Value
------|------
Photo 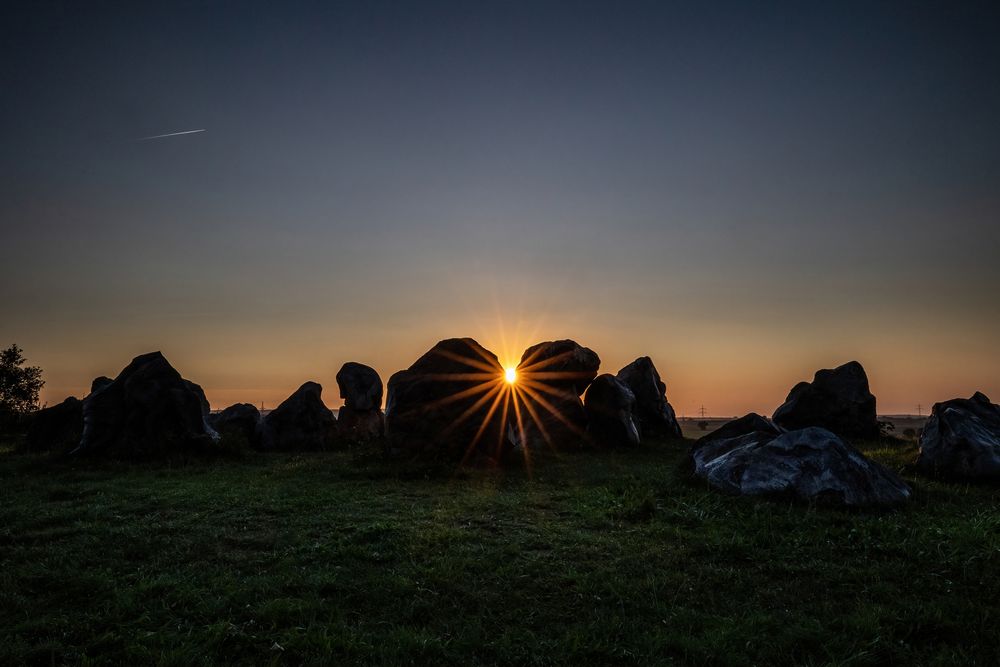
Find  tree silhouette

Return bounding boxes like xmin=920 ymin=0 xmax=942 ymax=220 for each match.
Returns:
xmin=0 ymin=344 xmax=44 ymax=428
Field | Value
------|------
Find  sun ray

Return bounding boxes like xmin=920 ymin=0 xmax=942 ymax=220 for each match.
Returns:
xmin=516 ymin=348 xmax=576 ymax=374
xmin=430 ymin=347 xmax=501 ymax=374
xmin=514 ymin=388 xmax=555 ymax=449
xmin=404 ymin=377 xmax=502 ymax=414
xmin=441 ymin=381 xmax=505 ymax=438
xmin=461 ymin=384 xmax=510 ymax=464
xmin=516 ymin=384 xmax=587 ymax=437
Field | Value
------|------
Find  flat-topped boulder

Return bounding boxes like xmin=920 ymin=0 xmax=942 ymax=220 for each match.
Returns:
xmin=772 ymin=361 xmax=879 ymax=440
xmin=584 ymin=374 xmax=640 ymax=448
xmin=26 ymin=397 xmax=82 ymax=454
xmin=386 ymin=338 xmax=508 ymax=459
xmin=258 ymin=382 xmax=337 ymax=450
xmin=616 ymin=357 xmax=682 ymax=438
xmin=76 ymin=351 xmax=219 ymax=458
xmin=689 ymin=425 xmax=911 ymax=508
xmin=208 ymin=403 xmax=261 ymax=448
xmin=916 ymin=392 xmax=1000 ymax=480
xmin=336 ymin=362 xmax=384 ymax=441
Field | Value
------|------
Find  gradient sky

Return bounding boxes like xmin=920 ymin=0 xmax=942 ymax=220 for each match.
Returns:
xmin=2 ymin=1 xmax=998 ymax=415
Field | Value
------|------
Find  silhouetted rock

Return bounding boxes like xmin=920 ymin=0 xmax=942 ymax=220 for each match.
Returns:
xmin=385 ymin=338 xmax=508 ymax=460
xmin=772 ymin=361 xmax=879 ymax=440
xmin=916 ymin=392 xmax=1000 ymax=480
xmin=259 ymin=382 xmax=337 ymax=450
xmin=336 ymin=362 xmax=384 ymax=441
xmin=76 ymin=351 xmax=219 ymax=458
xmin=26 ymin=397 xmax=82 ymax=454
xmin=616 ymin=357 xmax=682 ymax=438
xmin=336 ymin=362 xmax=383 ymax=411
xmin=90 ymin=376 xmax=113 ymax=395
xmin=209 ymin=403 xmax=261 ymax=448
xmin=584 ymin=374 xmax=640 ymax=448
xmin=508 ymin=339 xmax=599 ymax=451
xmin=696 ymin=412 xmax=781 ymax=445
xmin=690 ymin=426 xmax=910 ymax=507
xmin=517 ymin=339 xmax=600 ymax=395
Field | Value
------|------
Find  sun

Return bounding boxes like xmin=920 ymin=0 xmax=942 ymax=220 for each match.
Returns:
xmin=504 ymin=367 xmax=517 ymax=384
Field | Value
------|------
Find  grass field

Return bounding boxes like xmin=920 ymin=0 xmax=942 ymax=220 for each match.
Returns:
xmin=2 ymin=437 xmax=998 ymax=666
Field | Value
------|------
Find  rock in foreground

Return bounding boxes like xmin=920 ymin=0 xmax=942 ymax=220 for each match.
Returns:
xmin=76 ymin=352 xmax=219 ymax=458
xmin=386 ymin=338 xmax=508 ymax=460
xmin=616 ymin=356 xmax=682 ymax=438
xmin=916 ymin=392 xmax=1000 ymax=480
xmin=584 ymin=374 xmax=640 ymax=448
xmin=259 ymin=382 xmax=337 ymax=450
xmin=772 ymin=361 xmax=879 ymax=440
xmin=689 ymin=423 xmax=910 ymax=507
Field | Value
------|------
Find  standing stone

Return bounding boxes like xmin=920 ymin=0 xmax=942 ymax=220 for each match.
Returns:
xmin=336 ymin=362 xmax=384 ymax=441
xmin=616 ymin=357 xmax=682 ymax=438
xmin=772 ymin=361 xmax=879 ymax=440
xmin=916 ymin=392 xmax=1000 ymax=480
xmin=258 ymin=382 xmax=337 ymax=451
xmin=584 ymin=374 xmax=640 ymax=448
xmin=76 ymin=351 xmax=219 ymax=458
xmin=385 ymin=338 xmax=508 ymax=460
xmin=511 ymin=340 xmax=600 ymax=451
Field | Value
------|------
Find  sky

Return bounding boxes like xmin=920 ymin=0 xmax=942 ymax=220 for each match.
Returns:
xmin=2 ymin=0 xmax=998 ymax=416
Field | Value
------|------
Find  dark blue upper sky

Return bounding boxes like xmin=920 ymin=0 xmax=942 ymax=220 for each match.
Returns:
xmin=2 ymin=1 xmax=998 ymax=413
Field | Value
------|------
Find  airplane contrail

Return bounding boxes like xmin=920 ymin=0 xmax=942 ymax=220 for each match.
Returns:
xmin=138 ymin=128 xmax=206 ymax=141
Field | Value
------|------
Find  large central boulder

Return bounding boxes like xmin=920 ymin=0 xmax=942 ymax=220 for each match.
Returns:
xmin=916 ymin=392 xmax=1000 ymax=480
xmin=258 ymin=382 xmax=337 ymax=450
xmin=689 ymin=419 xmax=911 ymax=508
xmin=584 ymin=374 xmax=640 ymax=448
xmin=616 ymin=357 xmax=682 ymax=439
xmin=385 ymin=338 xmax=508 ymax=460
xmin=336 ymin=362 xmax=384 ymax=441
xmin=512 ymin=339 xmax=599 ymax=451
xmin=76 ymin=352 xmax=219 ymax=458
xmin=772 ymin=361 xmax=879 ymax=440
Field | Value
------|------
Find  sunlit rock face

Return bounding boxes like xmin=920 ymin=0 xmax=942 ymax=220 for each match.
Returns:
xmin=208 ymin=403 xmax=261 ymax=448
xmin=76 ymin=351 xmax=219 ymax=458
xmin=689 ymin=423 xmax=911 ymax=508
xmin=584 ymin=374 xmax=640 ymax=448
xmin=616 ymin=357 xmax=682 ymax=439
xmin=385 ymin=338 xmax=508 ymax=460
xmin=772 ymin=361 xmax=879 ymax=440
xmin=336 ymin=362 xmax=384 ymax=442
xmin=511 ymin=339 xmax=600 ymax=451
xmin=26 ymin=396 xmax=82 ymax=454
xmin=259 ymin=382 xmax=337 ymax=451
xmin=916 ymin=392 xmax=1000 ymax=480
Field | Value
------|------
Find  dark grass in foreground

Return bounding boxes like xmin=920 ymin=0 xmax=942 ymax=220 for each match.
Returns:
xmin=1 ymin=439 xmax=999 ymax=666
